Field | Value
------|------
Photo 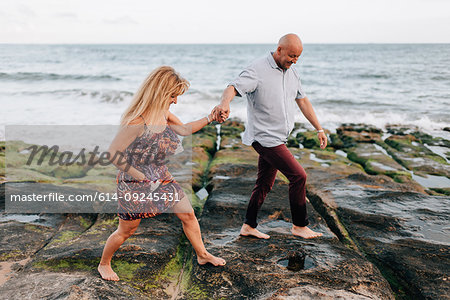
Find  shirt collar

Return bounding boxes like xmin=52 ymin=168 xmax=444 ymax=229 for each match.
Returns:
xmin=267 ymin=51 xmax=282 ymax=70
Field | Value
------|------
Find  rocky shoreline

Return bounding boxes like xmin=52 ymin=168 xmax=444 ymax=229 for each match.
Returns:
xmin=0 ymin=120 xmax=449 ymax=299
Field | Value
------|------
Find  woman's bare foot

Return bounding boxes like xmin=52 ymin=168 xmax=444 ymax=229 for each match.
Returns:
xmin=197 ymin=252 xmax=226 ymax=266
xmin=240 ymin=224 xmax=270 ymax=239
xmin=291 ymin=225 xmax=323 ymax=239
xmin=98 ymin=263 xmax=119 ymax=281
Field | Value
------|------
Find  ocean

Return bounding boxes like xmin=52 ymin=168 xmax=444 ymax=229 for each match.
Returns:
xmin=1 ymin=44 xmax=449 ymax=139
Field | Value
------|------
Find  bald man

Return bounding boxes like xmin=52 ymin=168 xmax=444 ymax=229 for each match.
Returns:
xmin=213 ymin=34 xmax=326 ymax=239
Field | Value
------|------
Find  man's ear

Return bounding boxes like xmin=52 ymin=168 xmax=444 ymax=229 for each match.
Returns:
xmin=276 ymin=46 xmax=282 ymax=54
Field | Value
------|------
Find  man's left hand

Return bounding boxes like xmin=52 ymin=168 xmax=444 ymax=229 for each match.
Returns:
xmin=318 ymin=132 xmax=327 ymax=149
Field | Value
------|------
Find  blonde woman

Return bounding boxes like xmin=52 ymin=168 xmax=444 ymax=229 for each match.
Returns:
xmin=98 ymin=66 xmax=225 ymax=281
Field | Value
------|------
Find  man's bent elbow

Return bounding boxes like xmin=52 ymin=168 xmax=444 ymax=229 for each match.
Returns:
xmin=227 ymin=85 xmax=238 ymax=97
xmin=296 ymin=96 xmax=308 ymax=103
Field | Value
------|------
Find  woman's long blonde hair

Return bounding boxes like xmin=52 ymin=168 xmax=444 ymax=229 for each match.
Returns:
xmin=120 ymin=66 xmax=189 ymax=126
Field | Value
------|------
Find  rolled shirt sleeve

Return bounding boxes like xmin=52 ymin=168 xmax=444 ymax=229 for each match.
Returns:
xmin=229 ymin=67 xmax=258 ymax=97
xmin=296 ymin=77 xmax=307 ymax=100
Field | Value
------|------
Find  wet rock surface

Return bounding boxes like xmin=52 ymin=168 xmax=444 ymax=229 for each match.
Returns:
xmin=317 ymin=123 xmax=449 ymax=194
xmin=189 ymin=122 xmax=394 ymax=299
xmin=0 ymin=211 xmax=186 ymax=298
xmin=1 ymin=271 xmax=150 ymax=299
xmin=309 ymin=181 xmax=450 ymax=299
xmin=0 ymin=128 xmax=218 ymax=299
xmin=190 ymin=125 xmax=217 ymax=192
xmin=0 ymin=121 xmax=449 ymax=299
xmin=192 ymin=181 xmax=394 ymax=299
xmin=346 ymin=143 xmax=415 ymax=184
xmin=337 ymin=123 xmax=383 ymax=146
xmin=0 ymin=141 xmax=5 ymax=182
xmin=295 ymin=145 xmax=450 ymax=299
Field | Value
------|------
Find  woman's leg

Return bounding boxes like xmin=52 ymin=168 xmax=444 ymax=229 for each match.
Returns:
xmin=98 ymin=217 xmax=141 ymax=280
xmin=174 ymin=197 xmax=226 ymax=266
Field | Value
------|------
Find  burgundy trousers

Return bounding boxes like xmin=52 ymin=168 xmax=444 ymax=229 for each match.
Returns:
xmin=244 ymin=141 xmax=309 ymax=228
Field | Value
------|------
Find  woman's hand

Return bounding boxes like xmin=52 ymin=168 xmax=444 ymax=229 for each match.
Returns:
xmin=212 ymin=104 xmax=229 ymax=123
xmin=134 ymin=172 xmax=147 ymax=182
xmin=207 ymin=111 xmax=216 ymax=123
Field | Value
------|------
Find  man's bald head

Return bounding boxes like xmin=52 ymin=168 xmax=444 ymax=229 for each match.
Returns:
xmin=278 ymin=34 xmax=302 ymax=50
xmin=273 ymin=33 xmax=303 ymax=70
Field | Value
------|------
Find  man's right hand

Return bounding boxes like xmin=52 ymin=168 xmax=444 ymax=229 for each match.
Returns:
xmin=212 ymin=103 xmax=230 ymax=123
xmin=213 ymin=85 xmax=237 ymax=123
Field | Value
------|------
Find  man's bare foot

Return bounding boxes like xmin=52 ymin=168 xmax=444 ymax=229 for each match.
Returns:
xmin=240 ymin=224 xmax=270 ymax=239
xmin=197 ymin=252 xmax=226 ymax=266
xmin=291 ymin=225 xmax=323 ymax=239
xmin=98 ymin=263 xmax=119 ymax=281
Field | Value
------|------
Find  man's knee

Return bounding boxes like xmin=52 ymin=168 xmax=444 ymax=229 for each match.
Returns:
xmin=256 ymin=180 xmax=275 ymax=193
xmin=289 ymin=171 xmax=307 ymax=185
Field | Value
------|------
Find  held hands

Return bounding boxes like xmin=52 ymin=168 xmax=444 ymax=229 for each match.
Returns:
xmin=211 ymin=103 xmax=230 ymax=123
xmin=207 ymin=111 xmax=216 ymax=124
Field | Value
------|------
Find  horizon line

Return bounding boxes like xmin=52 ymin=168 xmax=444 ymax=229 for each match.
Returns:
xmin=1 ymin=42 xmax=450 ymax=45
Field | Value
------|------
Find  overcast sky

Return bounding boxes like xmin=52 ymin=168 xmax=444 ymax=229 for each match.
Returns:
xmin=1 ymin=0 xmax=450 ymax=44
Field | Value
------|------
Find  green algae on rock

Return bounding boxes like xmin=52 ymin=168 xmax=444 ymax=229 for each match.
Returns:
xmin=383 ymin=135 xmax=449 ymax=178
xmin=346 ymin=143 xmax=422 ymax=188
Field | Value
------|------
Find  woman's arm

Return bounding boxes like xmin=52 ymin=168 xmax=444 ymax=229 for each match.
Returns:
xmin=108 ymin=122 xmax=147 ymax=181
xmin=167 ymin=111 xmax=214 ymax=136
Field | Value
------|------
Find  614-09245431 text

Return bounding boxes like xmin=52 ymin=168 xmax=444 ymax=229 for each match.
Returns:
xmin=8 ymin=192 xmax=181 ymax=202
